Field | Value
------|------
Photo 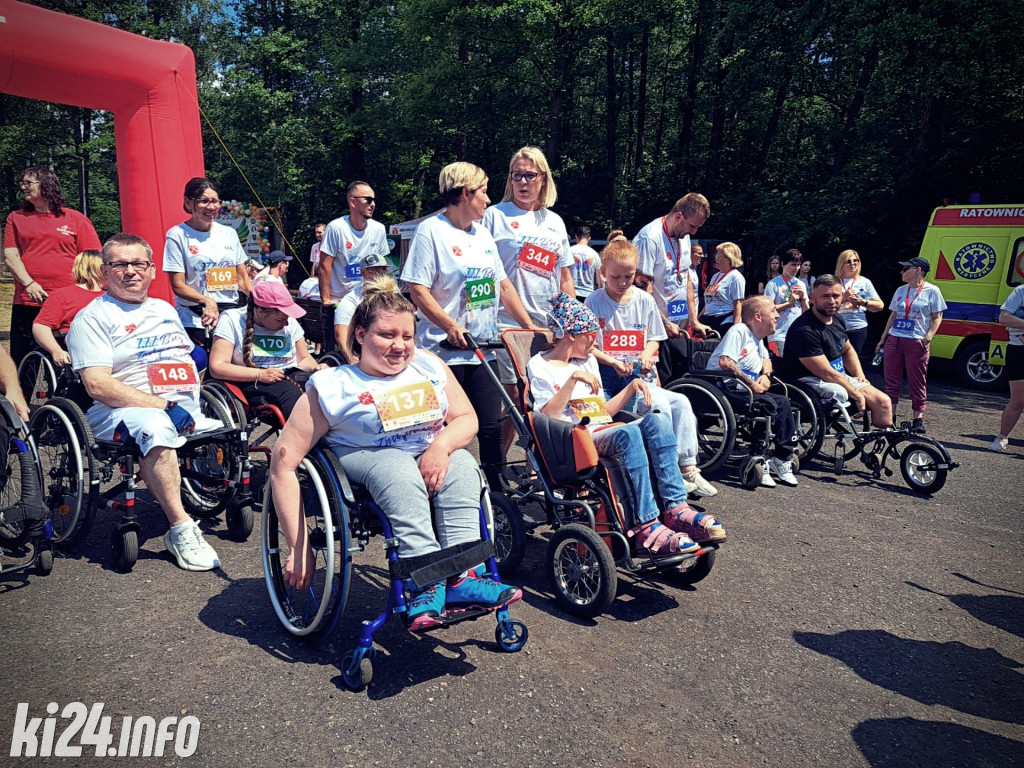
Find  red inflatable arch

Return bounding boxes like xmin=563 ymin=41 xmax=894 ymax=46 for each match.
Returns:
xmin=0 ymin=0 xmax=205 ymax=301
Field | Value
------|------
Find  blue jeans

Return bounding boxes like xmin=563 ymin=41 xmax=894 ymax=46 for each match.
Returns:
xmin=599 ymin=364 xmax=699 ymax=467
xmin=590 ymin=410 xmax=689 ymax=528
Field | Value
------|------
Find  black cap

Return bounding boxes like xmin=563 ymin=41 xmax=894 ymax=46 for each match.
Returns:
xmin=898 ymin=257 xmax=930 ymax=273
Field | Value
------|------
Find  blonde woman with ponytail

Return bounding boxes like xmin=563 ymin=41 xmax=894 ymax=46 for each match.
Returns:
xmin=208 ymin=281 xmax=324 ymax=418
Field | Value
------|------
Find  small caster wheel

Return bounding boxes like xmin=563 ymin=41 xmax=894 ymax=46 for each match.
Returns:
xmin=833 ymin=454 xmax=845 ymax=475
xmin=740 ymin=457 xmax=763 ymax=489
xmin=112 ymin=528 xmax=138 ymax=571
xmin=790 ymin=454 xmax=801 ymax=474
xmin=226 ymin=503 xmax=254 ymax=541
xmin=341 ymin=651 xmax=373 ymax=690
xmin=495 ymin=618 xmax=529 ymax=652
xmin=37 ymin=547 xmax=53 ymax=575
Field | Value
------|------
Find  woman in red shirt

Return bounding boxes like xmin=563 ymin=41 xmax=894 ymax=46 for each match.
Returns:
xmin=3 ymin=167 xmax=101 ymax=364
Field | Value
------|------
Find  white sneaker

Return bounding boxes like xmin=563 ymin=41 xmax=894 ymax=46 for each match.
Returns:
xmin=164 ymin=519 xmax=220 ymax=571
xmin=767 ymin=457 xmax=799 ymax=487
xmin=988 ymin=436 xmax=1008 ymax=452
xmin=682 ymin=468 xmax=718 ymax=498
xmin=760 ymin=468 xmax=777 ymax=487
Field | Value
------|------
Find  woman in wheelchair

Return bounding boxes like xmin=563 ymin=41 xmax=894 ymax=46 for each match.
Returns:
xmin=208 ymin=281 xmax=325 ymax=419
xmin=526 ymin=294 xmax=725 ymax=553
xmin=270 ymin=276 xmax=522 ymax=631
xmin=32 ymin=249 xmax=105 ymax=367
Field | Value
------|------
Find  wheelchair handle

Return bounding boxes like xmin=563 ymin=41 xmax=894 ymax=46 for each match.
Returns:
xmin=439 ymin=333 xmax=505 ymax=353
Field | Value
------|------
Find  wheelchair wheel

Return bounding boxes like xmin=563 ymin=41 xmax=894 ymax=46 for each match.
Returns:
xmin=200 ymin=382 xmax=247 ymax=430
xmin=180 ymin=392 xmax=241 ymax=517
xmin=495 ymin=615 xmax=529 ymax=652
xmin=36 ymin=547 xmax=53 ymax=575
xmin=29 ymin=398 xmax=98 ymax=547
xmin=18 ymin=350 xmax=58 ymax=410
xmin=226 ymin=500 xmax=255 ymax=541
xmin=112 ymin=528 xmax=139 ymax=571
xmin=784 ymin=380 xmax=826 ymax=463
xmin=547 ymin=523 xmax=617 ymax=618
xmin=489 ymin=491 xmax=526 ymax=576
xmin=262 ymin=446 xmax=351 ymax=641
xmin=341 ymin=652 xmax=373 ymax=691
xmin=739 ymin=456 xmax=764 ymax=489
xmin=664 ymin=548 xmax=716 ymax=587
xmin=899 ymin=442 xmax=948 ymax=495
xmin=664 ymin=377 xmax=736 ymax=475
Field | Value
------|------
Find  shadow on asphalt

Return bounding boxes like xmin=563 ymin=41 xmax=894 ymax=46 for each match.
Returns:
xmin=852 ymin=718 xmax=1024 ymax=767
xmin=906 ymin=579 xmax=1024 ymax=639
xmin=793 ymin=630 xmax=1024 ymax=724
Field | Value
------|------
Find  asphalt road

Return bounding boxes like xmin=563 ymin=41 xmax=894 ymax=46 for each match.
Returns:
xmin=2 ymin=372 xmax=1022 ymax=768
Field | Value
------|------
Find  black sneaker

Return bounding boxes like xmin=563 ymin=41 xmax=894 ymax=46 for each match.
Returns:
xmin=911 ymin=418 xmax=926 ymax=434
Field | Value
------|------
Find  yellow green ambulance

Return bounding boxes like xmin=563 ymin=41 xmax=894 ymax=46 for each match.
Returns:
xmin=919 ymin=205 xmax=1024 ymax=389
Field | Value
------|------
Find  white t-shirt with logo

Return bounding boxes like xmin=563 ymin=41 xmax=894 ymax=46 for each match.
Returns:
xmin=585 ymin=287 xmax=666 ymax=367
xmin=887 ymin=282 xmax=947 ymax=339
xmin=704 ymin=269 xmax=746 ymax=321
xmin=836 ymin=275 xmax=881 ymax=331
xmin=764 ymin=274 xmax=810 ymax=343
xmin=1000 ymin=283 xmax=1024 ymax=346
xmin=310 ymin=350 xmax=449 ymax=456
xmin=569 ymin=243 xmax=601 ymax=297
xmin=163 ymin=221 xmax=249 ymax=329
xmin=634 ymin=217 xmax=691 ymax=315
xmin=68 ymin=294 xmax=204 ymax=420
xmin=213 ymin=307 xmax=304 ymax=369
xmin=527 ymin=352 xmax=607 ymax=427
xmin=481 ymin=201 xmax=572 ymax=327
xmin=708 ymin=322 xmax=768 ymax=385
xmin=400 ymin=213 xmax=507 ymax=365
xmin=319 ymin=215 xmax=390 ymax=300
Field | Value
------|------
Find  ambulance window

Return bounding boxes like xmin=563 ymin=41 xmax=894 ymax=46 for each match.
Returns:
xmin=1010 ymin=238 xmax=1024 ymax=287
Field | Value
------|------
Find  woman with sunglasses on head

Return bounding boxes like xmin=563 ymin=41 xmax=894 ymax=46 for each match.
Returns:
xmin=208 ymin=281 xmax=326 ymax=419
xmin=163 ymin=177 xmax=253 ymax=349
xmin=834 ymin=249 xmax=884 ymax=357
xmin=4 ymin=167 xmax=102 ymax=364
xmin=400 ymin=162 xmax=539 ymax=491
xmin=875 ymin=257 xmax=946 ymax=434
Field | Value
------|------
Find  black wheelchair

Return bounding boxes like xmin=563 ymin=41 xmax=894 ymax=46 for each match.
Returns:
xmin=28 ymin=380 xmax=256 ymax=569
xmin=662 ymin=336 xmax=821 ymax=488
xmin=261 ymin=442 xmax=528 ymax=691
xmin=0 ymin=396 xmax=53 ymax=578
xmin=782 ymin=378 xmax=959 ymax=494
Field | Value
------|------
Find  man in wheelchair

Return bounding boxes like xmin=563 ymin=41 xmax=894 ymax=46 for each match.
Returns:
xmin=707 ymin=295 xmax=800 ymax=486
xmin=778 ymin=275 xmax=893 ymax=429
xmin=66 ymin=233 xmax=225 ymax=571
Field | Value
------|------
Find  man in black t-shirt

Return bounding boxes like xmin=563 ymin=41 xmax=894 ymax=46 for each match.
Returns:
xmin=782 ymin=274 xmax=893 ymax=428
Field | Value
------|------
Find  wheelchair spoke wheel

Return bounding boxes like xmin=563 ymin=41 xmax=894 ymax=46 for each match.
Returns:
xmin=180 ymin=391 xmax=241 ymax=516
xmin=784 ymin=381 xmax=826 ymax=463
xmin=547 ymin=523 xmax=617 ymax=618
xmin=899 ymin=442 xmax=948 ymax=495
xmin=17 ymin=350 xmax=57 ymax=411
xmin=665 ymin=378 xmax=736 ymax=475
xmin=488 ymin=491 xmax=526 ymax=576
xmin=262 ymin=447 xmax=351 ymax=642
xmin=29 ymin=398 xmax=97 ymax=548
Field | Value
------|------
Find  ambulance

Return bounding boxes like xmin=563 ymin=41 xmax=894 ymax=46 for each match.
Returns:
xmin=919 ymin=205 xmax=1024 ymax=389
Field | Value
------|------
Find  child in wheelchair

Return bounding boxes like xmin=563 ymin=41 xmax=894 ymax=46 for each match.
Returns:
xmin=269 ymin=276 xmax=522 ymax=631
xmin=526 ymin=293 xmax=725 ymax=552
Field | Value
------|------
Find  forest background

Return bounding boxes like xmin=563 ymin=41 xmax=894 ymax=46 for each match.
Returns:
xmin=2 ymin=0 xmax=1023 ymax=290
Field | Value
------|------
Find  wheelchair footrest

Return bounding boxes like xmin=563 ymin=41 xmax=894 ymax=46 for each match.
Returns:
xmin=406 ymin=603 xmax=503 ymax=633
xmin=389 ymin=539 xmax=496 ymax=591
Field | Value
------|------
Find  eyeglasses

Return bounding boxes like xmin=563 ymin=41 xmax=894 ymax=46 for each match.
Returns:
xmin=104 ymin=260 xmax=152 ymax=272
xmin=510 ymin=171 xmax=540 ymax=183
xmin=192 ymin=197 xmax=221 ymax=207
xmin=355 ymin=196 xmax=375 ymax=204
xmin=19 ymin=180 xmax=39 ymax=188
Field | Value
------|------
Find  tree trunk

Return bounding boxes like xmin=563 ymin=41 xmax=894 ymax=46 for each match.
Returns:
xmin=831 ymin=46 xmax=878 ymax=179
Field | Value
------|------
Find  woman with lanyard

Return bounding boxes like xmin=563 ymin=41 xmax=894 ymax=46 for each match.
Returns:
xmin=874 ymin=257 xmax=946 ymax=434
xmin=834 ymin=249 xmax=884 ymax=357
xmin=3 ymin=167 xmax=102 ymax=365
xmin=269 ymin=277 xmax=522 ymax=629
xmin=400 ymin=162 xmax=537 ymax=489
xmin=208 ymin=281 xmax=326 ymax=419
xmin=163 ymin=177 xmax=253 ymax=349
xmin=763 ymin=249 xmax=809 ymax=357
xmin=699 ymin=242 xmax=746 ymax=337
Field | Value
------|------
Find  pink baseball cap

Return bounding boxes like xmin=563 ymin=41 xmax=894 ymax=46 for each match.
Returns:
xmin=252 ymin=281 xmax=306 ymax=318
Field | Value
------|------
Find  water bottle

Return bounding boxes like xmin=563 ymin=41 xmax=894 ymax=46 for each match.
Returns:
xmin=872 ymin=348 xmax=885 ymax=367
